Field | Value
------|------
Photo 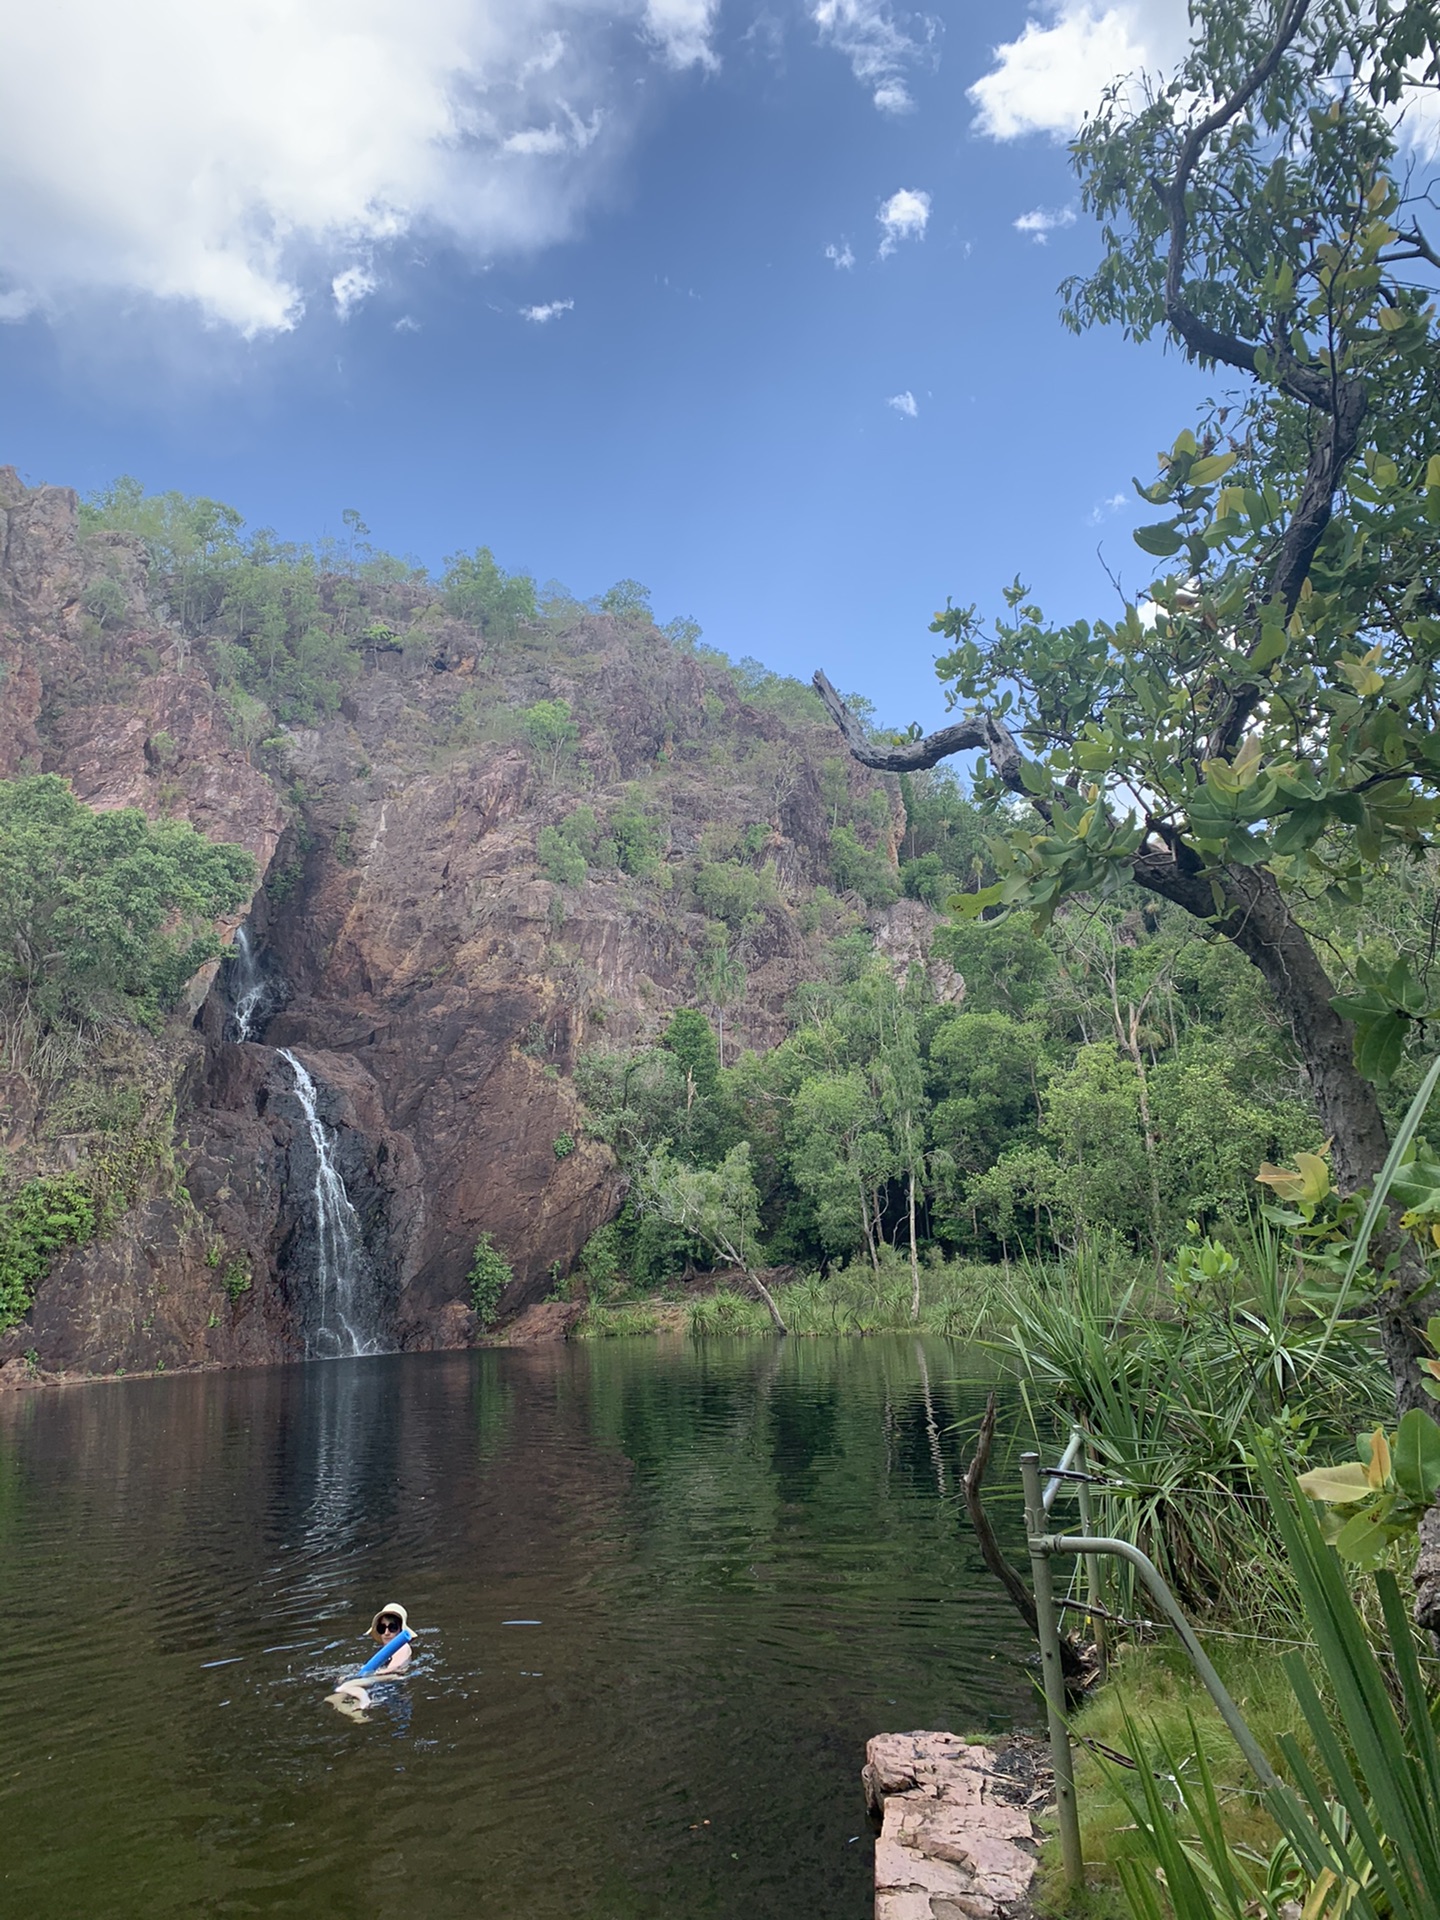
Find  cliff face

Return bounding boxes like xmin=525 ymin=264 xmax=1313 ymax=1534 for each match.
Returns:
xmin=0 ymin=469 xmax=904 ymax=1376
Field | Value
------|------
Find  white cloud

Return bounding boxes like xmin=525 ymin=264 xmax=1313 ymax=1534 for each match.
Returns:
xmin=0 ymin=0 xmax=717 ymax=338
xmin=969 ymin=0 xmax=1189 ymax=141
xmin=394 ymin=314 xmax=420 ymax=332
xmin=887 ymin=389 xmax=918 ymax=416
xmin=1088 ymin=489 xmax=1128 ymax=523
xmin=332 ymin=263 xmax=377 ymax=318
xmin=643 ymin=0 xmax=721 ymax=71
xmin=877 ymin=186 xmax=930 ymax=257
xmin=811 ymin=0 xmax=939 ymax=114
xmin=521 ymin=297 xmax=574 ymax=321
xmin=0 ymin=289 xmax=35 ymax=323
xmin=502 ymin=108 xmax=603 ymax=157
xmin=1013 ymin=204 xmax=1076 ymax=243
xmin=825 ymin=239 xmax=856 ymax=270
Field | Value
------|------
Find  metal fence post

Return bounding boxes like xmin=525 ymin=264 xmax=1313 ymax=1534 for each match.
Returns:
xmin=1021 ymin=1450 xmax=1083 ymax=1889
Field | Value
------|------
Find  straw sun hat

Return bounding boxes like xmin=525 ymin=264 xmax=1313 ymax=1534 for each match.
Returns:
xmin=369 ymin=1601 xmax=410 ymax=1639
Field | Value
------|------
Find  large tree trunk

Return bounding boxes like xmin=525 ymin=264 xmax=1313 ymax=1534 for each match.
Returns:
xmin=1131 ymin=850 xmax=1437 ymax=1414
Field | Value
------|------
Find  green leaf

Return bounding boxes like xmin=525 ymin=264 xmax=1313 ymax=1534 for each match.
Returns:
xmin=1391 ymin=1409 xmax=1440 ymax=1505
xmin=1333 ymin=1508 xmax=1393 ymax=1567
xmin=1355 ymin=1010 xmax=1408 ymax=1083
xmin=1188 ymin=452 xmax=1236 ymax=484
xmin=950 ymin=882 xmax=1006 ymax=921
xmin=1133 ymin=519 xmax=1184 ymax=557
xmin=1319 ymin=1053 xmax=1440 ymax=1358
xmin=1251 ymin=623 xmax=1289 ymax=671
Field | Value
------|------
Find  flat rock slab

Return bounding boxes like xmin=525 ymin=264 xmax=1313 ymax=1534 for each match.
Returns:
xmin=864 ymin=1732 xmax=1039 ymax=1920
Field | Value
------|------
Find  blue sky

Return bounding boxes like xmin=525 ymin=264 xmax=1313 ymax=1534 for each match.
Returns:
xmin=0 ymin=0 xmax=1215 ymax=730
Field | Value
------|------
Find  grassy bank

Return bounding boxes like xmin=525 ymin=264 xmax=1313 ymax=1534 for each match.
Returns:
xmin=1033 ymin=1638 xmax=1323 ymax=1918
xmin=571 ymin=1250 xmax=1022 ymax=1340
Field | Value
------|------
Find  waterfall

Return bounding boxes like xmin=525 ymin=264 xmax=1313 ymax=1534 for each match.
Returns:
xmin=228 ymin=926 xmax=269 ymax=1042
xmin=279 ymin=1048 xmax=386 ymax=1360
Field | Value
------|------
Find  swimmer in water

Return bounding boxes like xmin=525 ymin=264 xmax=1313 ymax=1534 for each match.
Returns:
xmin=326 ymin=1603 xmax=414 ymax=1717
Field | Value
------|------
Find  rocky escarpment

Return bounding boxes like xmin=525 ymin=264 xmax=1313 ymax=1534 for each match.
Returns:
xmin=0 ymin=467 xmax=908 ymax=1377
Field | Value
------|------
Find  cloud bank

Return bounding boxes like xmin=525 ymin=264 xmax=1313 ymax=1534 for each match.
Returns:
xmin=0 ymin=0 xmax=722 ymax=337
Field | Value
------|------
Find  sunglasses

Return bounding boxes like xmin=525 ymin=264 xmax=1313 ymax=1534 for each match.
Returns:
xmin=378 ymin=1618 xmax=401 ymax=1633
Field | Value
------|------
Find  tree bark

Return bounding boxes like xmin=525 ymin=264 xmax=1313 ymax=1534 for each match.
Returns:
xmin=1416 ymin=1505 xmax=1440 ymax=1637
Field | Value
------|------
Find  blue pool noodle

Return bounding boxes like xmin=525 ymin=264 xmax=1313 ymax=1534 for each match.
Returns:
xmin=355 ymin=1628 xmax=413 ymax=1677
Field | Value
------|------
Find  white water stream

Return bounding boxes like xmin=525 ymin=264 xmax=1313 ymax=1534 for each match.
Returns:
xmin=229 ymin=926 xmax=268 ymax=1042
xmin=279 ymin=1048 xmax=377 ymax=1359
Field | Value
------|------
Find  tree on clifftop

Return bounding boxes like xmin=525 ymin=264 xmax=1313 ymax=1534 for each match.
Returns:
xmin=815 ymin=0 xmax=1440 ymax=1617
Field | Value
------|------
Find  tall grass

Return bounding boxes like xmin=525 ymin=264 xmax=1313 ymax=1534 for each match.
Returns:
xmin=998 ymin=1232 xmax=1389 ymax=1621
xmin=682 ymin=1254 xmax=1010 ymax=1339
xmin=1105 ymin=1470 xmax=1440 ymax=1920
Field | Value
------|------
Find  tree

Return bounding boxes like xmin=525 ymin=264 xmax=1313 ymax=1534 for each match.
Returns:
xmin=662 ymin=1008 xmax=720 ymax=1100
xmin=0 ymin=775 xmax=255 ymax=1027
xmin=520 ymin=699 xmax=580 ymax=780
xmin=636 ymin=1142 xmax=788 ymax=1331
xmin=817 ymin=0 xmax=1440 ymax=1381
xmin=442 ymin=546 xmax=537 ymax=637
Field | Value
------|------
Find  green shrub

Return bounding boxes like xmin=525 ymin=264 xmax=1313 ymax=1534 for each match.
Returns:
xmin=610 ymin=801 xmax=662 ymax=878
xmin=221 ymin=1256 xmax=252 ymax=1304
xmin=597 ymin=579 xmax=652 ymax=622
xmin=537 ymin=826 xmax=586 ymax=887
xmin=552 ymin=1133 xmax=576 ymax=1159
xmin=467 ymin=1232 xmax=513 ymax=1328
xmin=0 ymin=1174 xmax=96 ymax=1328
xmin=579 ymin=1222 xmax=624 ymax=1299
xmin=521 ymin=699 xmax=580 ymax=779
xmin=827 ymin=824 xmax=898 ymax=907
xmin=694 ymin=859 xmax=773 ymax=929
xmin=81 ymin=575 xmax=129 ymax=629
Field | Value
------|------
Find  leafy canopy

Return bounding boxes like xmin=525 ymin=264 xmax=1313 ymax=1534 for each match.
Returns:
xmin=930 ymin=0 xmax=1440 ymax=1094
xmin=0 ymin=775 xmax=255 ymax=1026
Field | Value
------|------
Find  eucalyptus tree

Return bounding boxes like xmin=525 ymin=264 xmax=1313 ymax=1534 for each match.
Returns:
xmin=816 ymin=0 xmax=1440 ymax=1620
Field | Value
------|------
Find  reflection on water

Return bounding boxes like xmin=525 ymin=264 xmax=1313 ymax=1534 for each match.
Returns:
xmin=0 ymin=1338 xmax=1037 ymax=1920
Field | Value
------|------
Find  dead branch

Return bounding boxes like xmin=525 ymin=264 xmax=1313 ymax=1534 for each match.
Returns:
xmin=963 ymin=1391 xmax=1086 ymax=1681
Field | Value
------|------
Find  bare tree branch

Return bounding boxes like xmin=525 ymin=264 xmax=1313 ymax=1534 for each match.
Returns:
xmin=811 ymin=670 xmax=1030 ymax=794
xmin=963 ymin=1391 xmax=1086 ymax=1681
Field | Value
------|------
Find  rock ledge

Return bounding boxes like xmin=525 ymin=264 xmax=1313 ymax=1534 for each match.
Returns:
xmin=863 ymin=1731 xmax=1039 ymax=1920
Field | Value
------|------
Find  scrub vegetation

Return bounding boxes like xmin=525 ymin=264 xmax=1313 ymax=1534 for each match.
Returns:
xmin=0 ymin=776 xmax=253 ymax=1329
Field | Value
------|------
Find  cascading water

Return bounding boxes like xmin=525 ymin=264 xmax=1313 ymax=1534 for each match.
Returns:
xmin=228 ymin=926 xmax=270 ymax=1042
xmin=279 ymin=1048 xmax=387 ymax=1359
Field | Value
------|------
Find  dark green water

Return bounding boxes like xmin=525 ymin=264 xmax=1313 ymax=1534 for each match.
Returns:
xmin=0 ymin=1338 xmax=1035 ymax=1919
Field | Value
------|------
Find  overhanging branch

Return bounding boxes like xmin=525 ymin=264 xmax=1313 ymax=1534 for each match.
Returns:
xmin=811 ymin=670 xmax=1025 ymax=786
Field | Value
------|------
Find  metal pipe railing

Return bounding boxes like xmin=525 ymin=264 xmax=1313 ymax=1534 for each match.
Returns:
xmin=1020 ymin=1438 xmax=1278 ymax=1890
